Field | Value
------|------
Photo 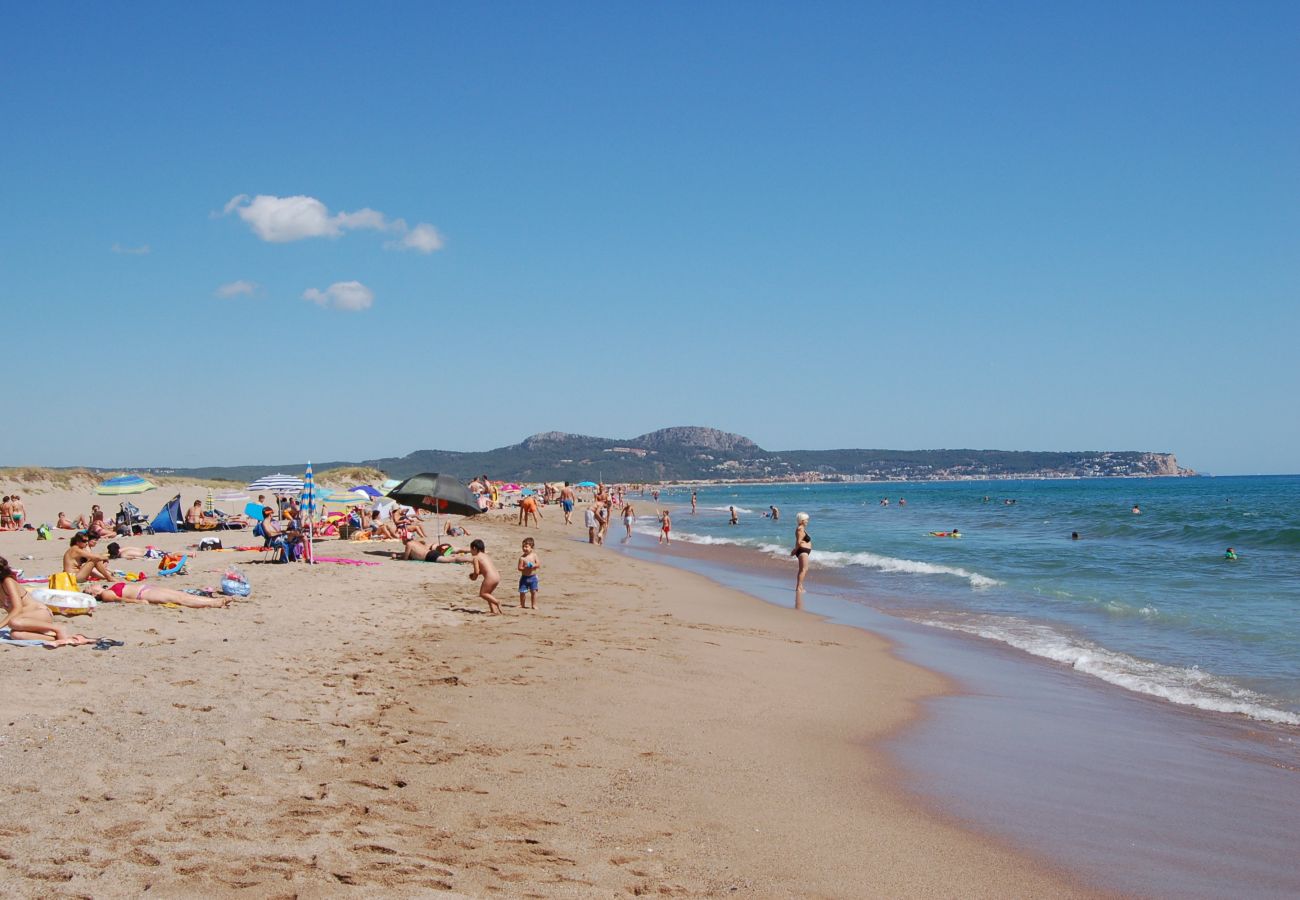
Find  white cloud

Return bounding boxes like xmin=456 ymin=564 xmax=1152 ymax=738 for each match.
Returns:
xmin=222 ymin=193 xmax=443 ymax=252
xmin=111 ymin=242 xmax=150 ymax=255
xmin=396 ymin=222 xmax=444 ymax=254
xmin=215 ymin=280 xmax=258 ymax=298
xmin=303 ymin=280 xmax=374 ymax=312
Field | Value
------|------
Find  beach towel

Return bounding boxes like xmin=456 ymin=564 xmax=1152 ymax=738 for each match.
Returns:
xmin=0 ymin=628 xmax=47 ymax=647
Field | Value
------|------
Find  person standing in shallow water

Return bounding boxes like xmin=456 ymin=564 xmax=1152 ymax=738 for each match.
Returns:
xmin=792 ymin=512 xmax=812 ymax=609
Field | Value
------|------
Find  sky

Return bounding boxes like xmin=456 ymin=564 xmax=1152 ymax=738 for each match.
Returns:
xmin=1 ymin=2 xmax=1296 ymax=474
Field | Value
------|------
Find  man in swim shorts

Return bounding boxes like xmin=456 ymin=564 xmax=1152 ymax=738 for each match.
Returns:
xmin=560 ymin=484 xmax=575 ymax=525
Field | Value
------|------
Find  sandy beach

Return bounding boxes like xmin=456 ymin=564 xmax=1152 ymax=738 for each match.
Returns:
xmin=0 ymin=479 xmax=1094 ymax=897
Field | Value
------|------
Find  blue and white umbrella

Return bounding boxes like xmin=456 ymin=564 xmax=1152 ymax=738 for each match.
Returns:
xmin=301 ymin=463 xmax=317 ymax=518
xmin=247 ymin=473 xmax=305 ymax=495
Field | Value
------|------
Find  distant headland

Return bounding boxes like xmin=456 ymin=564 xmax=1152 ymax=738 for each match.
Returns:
xmin=124 ymin=426 xmax=1197 ymax=484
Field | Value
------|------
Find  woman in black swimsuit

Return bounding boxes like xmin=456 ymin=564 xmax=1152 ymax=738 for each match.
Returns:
xmin=792 ymin=512 xmax=812 ymax=606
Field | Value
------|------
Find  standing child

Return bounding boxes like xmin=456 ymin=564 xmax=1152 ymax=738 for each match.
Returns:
xmin=468 ymin=539 xmax=502 ymax=615
xmin=518 ymin=537 xmax=540 ymax=609
xmin=659 ymin=509 xmax=671 ymax=544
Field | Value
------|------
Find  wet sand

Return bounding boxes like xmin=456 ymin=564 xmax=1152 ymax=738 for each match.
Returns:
xmin=616 ymin=523 xmax=1300 ymax=899
xmin=0 ymin=482 xmax=1093 ymax=896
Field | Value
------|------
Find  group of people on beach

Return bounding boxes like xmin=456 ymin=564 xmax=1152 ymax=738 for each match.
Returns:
xmin=0 ymin=495 xmax=27 ymax=531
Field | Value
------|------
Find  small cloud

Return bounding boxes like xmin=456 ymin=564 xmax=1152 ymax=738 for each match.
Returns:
xmin=111 ymin=243 xmax=151 ymax=255
xmin=395 ymin=222 xmax=444 ymax=254
xmin=303 ymin=280 xmax=374 ymax=312
xmin=215 ymin=280 xmax=258 ymax=298
xmin=221 ymin=193 xmax=442 ymax=252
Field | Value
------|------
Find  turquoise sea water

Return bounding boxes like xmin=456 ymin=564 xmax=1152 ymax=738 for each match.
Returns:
xmin=647 ymin=476 xmax=1300 ymax=725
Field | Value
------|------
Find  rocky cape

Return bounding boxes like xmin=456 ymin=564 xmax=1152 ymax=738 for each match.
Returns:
xmin=129 ymin=427 xmax=1196 ymax=485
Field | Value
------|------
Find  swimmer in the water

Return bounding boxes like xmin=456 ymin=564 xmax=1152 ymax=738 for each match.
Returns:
xmin=1224 ymin=547 xmax=1238 ymax=560
xmin=1132 ymin=504 xmax=1142 ymax=515
xmin=1071 ymin=531 xmax=1080 ymax=540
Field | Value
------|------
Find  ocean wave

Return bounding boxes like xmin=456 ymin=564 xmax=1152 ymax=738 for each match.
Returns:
xmin=701 ymin=505 xmax=758 ymax=515
xmin=919 ymin=614 xmax=1300 ymax=727
xmin=644 ymin=529 xmax=1001 ymax=588
xmin=811 ymin=549 xmax=1003 ymax=588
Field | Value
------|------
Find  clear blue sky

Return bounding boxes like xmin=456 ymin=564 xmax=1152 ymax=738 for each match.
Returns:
xmin=2 ymin=2 xmax=1296 ymax=474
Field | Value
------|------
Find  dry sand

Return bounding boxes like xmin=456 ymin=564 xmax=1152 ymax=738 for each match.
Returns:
xmin=0 ymin=482 xmax=1098 ymax=897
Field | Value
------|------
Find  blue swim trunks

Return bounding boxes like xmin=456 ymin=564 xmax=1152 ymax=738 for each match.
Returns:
xmin=519 ymin=574 xmax=539 ymax=593
xmin=561 ymin=499 xmax=574 ymax=512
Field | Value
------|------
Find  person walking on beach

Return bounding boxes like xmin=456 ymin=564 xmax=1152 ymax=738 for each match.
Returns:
xmin=595 ymin=503 xmax=609 ymax=545
xmin=518 ymin=538 xmax=540 ymax=609
xmin=792 ymin=512 xmax=812 ymax=608
xmin=468 ymin=539 xmax=502 ymax=615
xmin=560 ymin=484 xmax=575 ymax=525
xmin=659 ymin=509 xmax=671 ymax=544
xmin=621 ymin=501 xmax=636 ymax=542
xmin=585 ymin=504 xmax=599 ymax=544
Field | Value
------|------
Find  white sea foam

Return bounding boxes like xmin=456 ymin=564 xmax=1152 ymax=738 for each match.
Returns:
xmin=810 ymin=549 xmax=1003 ymax=589
xmin=642 ymin=529 xmax=1001 ymax=589
xmin=919 ymin=614 xmax=1300 ymax=727
xmin=701 ymin=505 xmax=758 ymax=515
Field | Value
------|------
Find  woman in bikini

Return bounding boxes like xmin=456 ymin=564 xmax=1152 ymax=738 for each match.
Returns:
xmin=91 ymin=582 xmax=231 ymax=609
xmin=0 ymin=556 xmax=94 ymax=647
xmin=792 ymin=512 xmax=812 ymax=607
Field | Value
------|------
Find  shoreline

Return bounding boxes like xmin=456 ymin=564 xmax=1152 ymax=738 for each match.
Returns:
xmin=613 ymin=520 xmax=1300 ymax=898
xmin=0 ymin=480 xmax=1094 ymax=896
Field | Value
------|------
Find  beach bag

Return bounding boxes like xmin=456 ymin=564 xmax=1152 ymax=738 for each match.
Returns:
xmin=37 ymin=524 xmax=52 ymax=541
xmin=48 ymin=571 xmax=80 ymax=592
xmin=198 ymin=537 xmax=223 ymax=551
xmin=220 ymin=567 xmax=251 ymax=597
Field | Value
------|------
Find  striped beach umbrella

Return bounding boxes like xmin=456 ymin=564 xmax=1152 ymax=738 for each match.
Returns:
xmin=301 ymin=463 xmax=317 ymax=518
xmin=247 ymin=473 xmax=305 ymax=495
xmin=95 ymin=474 xmax=157 ymax=495
xmin=301 ymin=462 xmax=317 ymax=565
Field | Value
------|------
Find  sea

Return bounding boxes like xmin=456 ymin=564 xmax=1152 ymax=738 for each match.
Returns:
xmin=612 ymin=475 xmax=1300 ymax=896
xmin=641 ymin=475 xmax=1300 ymax=725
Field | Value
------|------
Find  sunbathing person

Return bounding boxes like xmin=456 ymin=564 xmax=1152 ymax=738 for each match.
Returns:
xmin=56 ymin=511 xmax=77 ymax=530
xmin=444 ymin=520 xmax=471 ymax=537
xmin=0 ymin=556 xmax=93 ymax=647
xmin=106 ymin=542 xmax=151 ymax=561
xmin=369 ymin=510 xmax=400 ymax=540
xmin=394 ymin=538 xmax=470 ymax=562
xmin=64 ymin=533 xmax=114 ymax=582
xmin=91 ymin=582 xmax=231 ymax=609
xmin=184 ymin=500 xmax=216 ymax=530
xmin=87 ymin=505 xmax=115 ymax=538
xmin=392 ymin=506 xmax=426 ymax=539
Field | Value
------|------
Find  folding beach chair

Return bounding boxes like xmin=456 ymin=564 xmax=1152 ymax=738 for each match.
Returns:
xmin=116 ymin=501 xmax=154 ymax=535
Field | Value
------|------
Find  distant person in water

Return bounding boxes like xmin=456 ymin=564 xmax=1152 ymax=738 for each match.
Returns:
xmin=1132 ymin=504 xmax=1142 ymax=515
xmin=1071 ymin=531 xmax=1080 ymax=540
xmin=691 ymin=491 xmax=698 ymax=514
xmin=1224 ymin=547 xmax=1238 ymax=560
xmin=770 ymin=506 xmax=779 ymax=520
xmin=729 ymin=506 xmax=739 ymax=526
xmin=898 ymin=498 xmax=906 ymax=507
